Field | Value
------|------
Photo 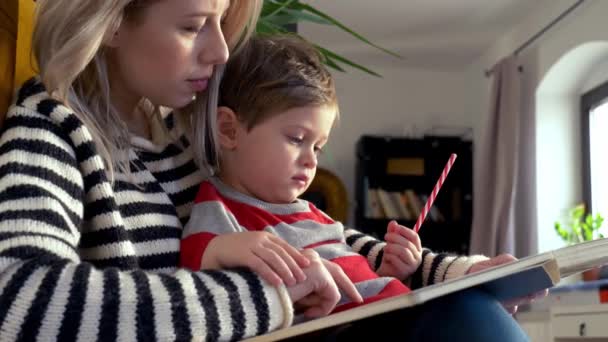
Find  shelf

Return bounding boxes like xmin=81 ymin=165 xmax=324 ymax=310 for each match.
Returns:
xmin=355 ymin=135 xmax=472 ymax=255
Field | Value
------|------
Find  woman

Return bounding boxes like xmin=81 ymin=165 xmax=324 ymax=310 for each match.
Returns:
xmin=0 ymin=1 xmax=340 ymax=341
xmin=0 ymin=0 xmax=536 ymax=341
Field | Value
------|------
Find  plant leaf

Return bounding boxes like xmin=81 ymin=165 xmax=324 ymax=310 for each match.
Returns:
xmin=294 ymin=3 xmax=402 ymax=59
xmin=262 ymin=0 xmax=299 ymax=20
xmin=554 ymin=222 xmax=570 ymax=242
xmin=257 ymin=0 xmax=393 ymax=77
xmin=315 ymin=45 xmax=382 ymax=77
xmin=281 ymin=8 xmax=331 ymax=25
xmin=572 ymin=204 xmax=585 ymax=220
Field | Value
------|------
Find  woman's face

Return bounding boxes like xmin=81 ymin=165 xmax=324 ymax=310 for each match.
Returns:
xmin=109 ymin=0 xmax=230 ymax=110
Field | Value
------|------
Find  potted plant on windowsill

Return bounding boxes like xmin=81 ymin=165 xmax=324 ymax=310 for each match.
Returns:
xmin=554 ymin=204 xmax=605 ymax=281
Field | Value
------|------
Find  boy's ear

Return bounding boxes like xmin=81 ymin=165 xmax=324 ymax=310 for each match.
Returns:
xmin=217 ymin=106 xmax=239 ymax=149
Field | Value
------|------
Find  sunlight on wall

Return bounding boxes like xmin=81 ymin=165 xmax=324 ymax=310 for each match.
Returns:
xmin=536 ymin=42 xmax=608 ymax=252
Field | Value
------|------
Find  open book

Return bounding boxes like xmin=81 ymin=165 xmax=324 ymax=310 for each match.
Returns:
xmin=245 ymin=238 xmax=608 ymax=341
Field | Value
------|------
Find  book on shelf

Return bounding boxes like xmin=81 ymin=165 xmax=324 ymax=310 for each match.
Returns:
xmin=403 ymin=189 xmax=422 ymax=216
xmin=375 ymin=189 xmax=400 ymax=219
xmin=244 ymin=238 xmax=608 ymax=342
xmin=366 ymin=189 xmax=384 ymax=219
xmin=391 ymin=191 xmax=413 ymax=220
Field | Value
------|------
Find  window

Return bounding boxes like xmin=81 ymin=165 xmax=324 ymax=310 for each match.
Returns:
xmin=581 ymin=81 xmax=608 ymax=215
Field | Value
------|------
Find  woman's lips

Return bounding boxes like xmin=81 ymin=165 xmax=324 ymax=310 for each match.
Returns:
xmin=188 ymin=79 xmax=209 ymax=92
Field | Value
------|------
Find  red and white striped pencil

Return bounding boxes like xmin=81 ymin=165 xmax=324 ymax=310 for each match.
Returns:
xmin=413 ymin=153 xmax=457 ymax=232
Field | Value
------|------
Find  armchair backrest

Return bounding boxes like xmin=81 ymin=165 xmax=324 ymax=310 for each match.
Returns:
xmin=0 ymin=0 xmax=37 ymax=127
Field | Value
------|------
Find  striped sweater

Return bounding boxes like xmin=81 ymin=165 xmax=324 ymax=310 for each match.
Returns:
xmin=181 ymin=179 xmax=411 ymax=314
xmin=0 ymin=78 xmax=486 ymax=342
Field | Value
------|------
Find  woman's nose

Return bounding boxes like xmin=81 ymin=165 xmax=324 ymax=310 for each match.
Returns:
xmin=199 ymin=25 xmax=229 ymax=66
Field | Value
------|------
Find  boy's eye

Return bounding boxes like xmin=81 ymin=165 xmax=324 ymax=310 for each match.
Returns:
xmin=314 ymin=146 xmax=324 ymax=155
xmin=183 ymin=26 xmax=200 ymax=33
xmin=288 ymin=136 xmax=304 ymax=144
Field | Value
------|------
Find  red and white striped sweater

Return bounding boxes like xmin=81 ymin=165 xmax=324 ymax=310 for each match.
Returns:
xmin=181 ymin=178 xmax=410 ymax=313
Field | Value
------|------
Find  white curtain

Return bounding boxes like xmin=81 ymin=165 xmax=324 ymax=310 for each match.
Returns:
xmin=469 ymin=56 xmax=538 ymax=258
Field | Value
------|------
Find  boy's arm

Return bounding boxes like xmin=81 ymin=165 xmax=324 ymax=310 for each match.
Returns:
xmin=344 ymin=228 xmax=386 ymax=271
xmin=181 ymin=197 xmax=309 ymax=287
xmin=180 ymin=199 xmax=243 ymax=270
xmin=344 ymin=228 xmax=487 ymax=290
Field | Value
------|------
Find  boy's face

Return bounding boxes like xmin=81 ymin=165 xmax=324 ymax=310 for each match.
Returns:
xmin=222 ymin=105 xmax=337 ymax=204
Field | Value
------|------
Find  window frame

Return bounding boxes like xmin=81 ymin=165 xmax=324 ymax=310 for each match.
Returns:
xmin=580 ymin=80 xmax=608 ymax=213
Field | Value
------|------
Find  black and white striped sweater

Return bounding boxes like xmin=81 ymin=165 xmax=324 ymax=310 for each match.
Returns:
xmin=0 ymin=79 xmax=486 ymax=341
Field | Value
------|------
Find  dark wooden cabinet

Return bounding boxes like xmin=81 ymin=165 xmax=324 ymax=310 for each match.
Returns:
xmin=354 ymin=135 xmax=473 ymax=254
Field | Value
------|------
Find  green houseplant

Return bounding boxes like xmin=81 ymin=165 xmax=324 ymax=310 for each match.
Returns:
xmin=554 ymin=204 xmax=604 ymax=245
xmin=554 ymin=204 xmax=605 ymax=281
xmin=257 ymin=0 xmax=401 ymax=76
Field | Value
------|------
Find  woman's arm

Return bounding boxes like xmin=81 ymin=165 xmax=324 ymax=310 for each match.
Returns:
xmin=0 ymin=102 xmax=292 ymax=341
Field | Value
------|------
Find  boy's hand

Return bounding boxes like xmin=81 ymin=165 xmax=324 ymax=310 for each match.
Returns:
xmin=202 ymin=231 xmax=310 ymax=287
xmin=288 ymin=250 xmax=363 ymax=318
xmin=376 ymin=220 xmax=422 ymax=281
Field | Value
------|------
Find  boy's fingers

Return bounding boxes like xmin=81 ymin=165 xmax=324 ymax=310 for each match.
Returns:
xmin=386 ymin=244 xmax=417 ymax=266
xmin=384 ymin=234 xmax=421 ymax=257
xmin=267 ymin=242 xmax=307 ymax=282
xmin=254 ymin=247 xmax=296 ymax=286
xmin=384 ymin=254 xmax=407 ymax=272
xmin=249 ymin=256 xmax=282 ymax=286
xmin=271 ymin=235 xmax=311 ymax=267
xmin=390 ymin=225 xmax=422 ymax=251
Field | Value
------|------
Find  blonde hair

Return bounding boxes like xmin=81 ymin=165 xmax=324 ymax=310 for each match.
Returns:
xmin=33 ymin=0 xmax=262 ymax=181
xmin=200 ymin=34 xmax=338 ymax=174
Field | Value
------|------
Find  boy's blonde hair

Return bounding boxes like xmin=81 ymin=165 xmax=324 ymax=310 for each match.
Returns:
xmin=199 ymin=34 xmax=338 ymax=173
xmin=33 ymin=0 xmax=261 ymax=180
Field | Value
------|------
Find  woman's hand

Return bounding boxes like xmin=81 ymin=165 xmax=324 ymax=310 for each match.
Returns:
xmin=287 ymin=250 xmax=363 ymax=318
xmin=202 ymin=231 xmax=310 ymax=286
xmin=467 ymin=253 xmax=548 ymax=314
xmin=377 ymin=220 xmax=422 ymax=280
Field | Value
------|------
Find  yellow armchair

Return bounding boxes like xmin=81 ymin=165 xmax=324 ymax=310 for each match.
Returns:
xmin=0 ymin=0 xmax=37 ymax=125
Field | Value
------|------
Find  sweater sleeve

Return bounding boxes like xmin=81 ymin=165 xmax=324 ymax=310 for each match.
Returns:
xmin=344 ymin=229 xmax=488 ymax=290
xmin=409 ymin=249 xmax=489 ymax=290
xmin=180 ymin=195 xmax=245 ymax=270
xmin=0 ymin=104 xmax=292 ymax=341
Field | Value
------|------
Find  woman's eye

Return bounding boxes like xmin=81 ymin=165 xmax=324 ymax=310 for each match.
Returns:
xmin=181 ymin=20 xmax=207 ymax=34
xmin=314 ymin=146 xmax=324 ymax=155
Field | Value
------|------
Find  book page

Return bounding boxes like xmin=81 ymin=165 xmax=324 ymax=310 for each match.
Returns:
xmin=551 ymin=238 xmax=608 ymax=277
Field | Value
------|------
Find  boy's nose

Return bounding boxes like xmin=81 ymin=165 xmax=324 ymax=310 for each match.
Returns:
xmin=302 ymin=150 xmax=318 ymax=169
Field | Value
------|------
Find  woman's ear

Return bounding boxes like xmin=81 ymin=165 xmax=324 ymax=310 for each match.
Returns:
xmin=217 ymin=106 xmax=239 ymax=150
xmin=105 ymin=30 xmax=120 ymax=48
xmin=105 ymin=22 xmax=125 ymax=48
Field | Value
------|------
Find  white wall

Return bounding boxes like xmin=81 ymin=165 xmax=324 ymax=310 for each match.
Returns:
xmin=468 ymin=0 xmax=608 ymax=252
xmin=582 ymin=58 xmax=608 ymax=93
xmin=317 ymin=62 xmax=470 ymax=224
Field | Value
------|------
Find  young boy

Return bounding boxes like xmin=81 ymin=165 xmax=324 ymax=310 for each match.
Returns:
xmin=180 ymin=35 xmax=422 ymax=314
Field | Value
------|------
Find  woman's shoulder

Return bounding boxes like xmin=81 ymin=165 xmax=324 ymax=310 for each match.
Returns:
xmin=10 ymin=77 xmax=70 ymax=122
xmin=5 ymin=77 xmax=81 ymax=147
